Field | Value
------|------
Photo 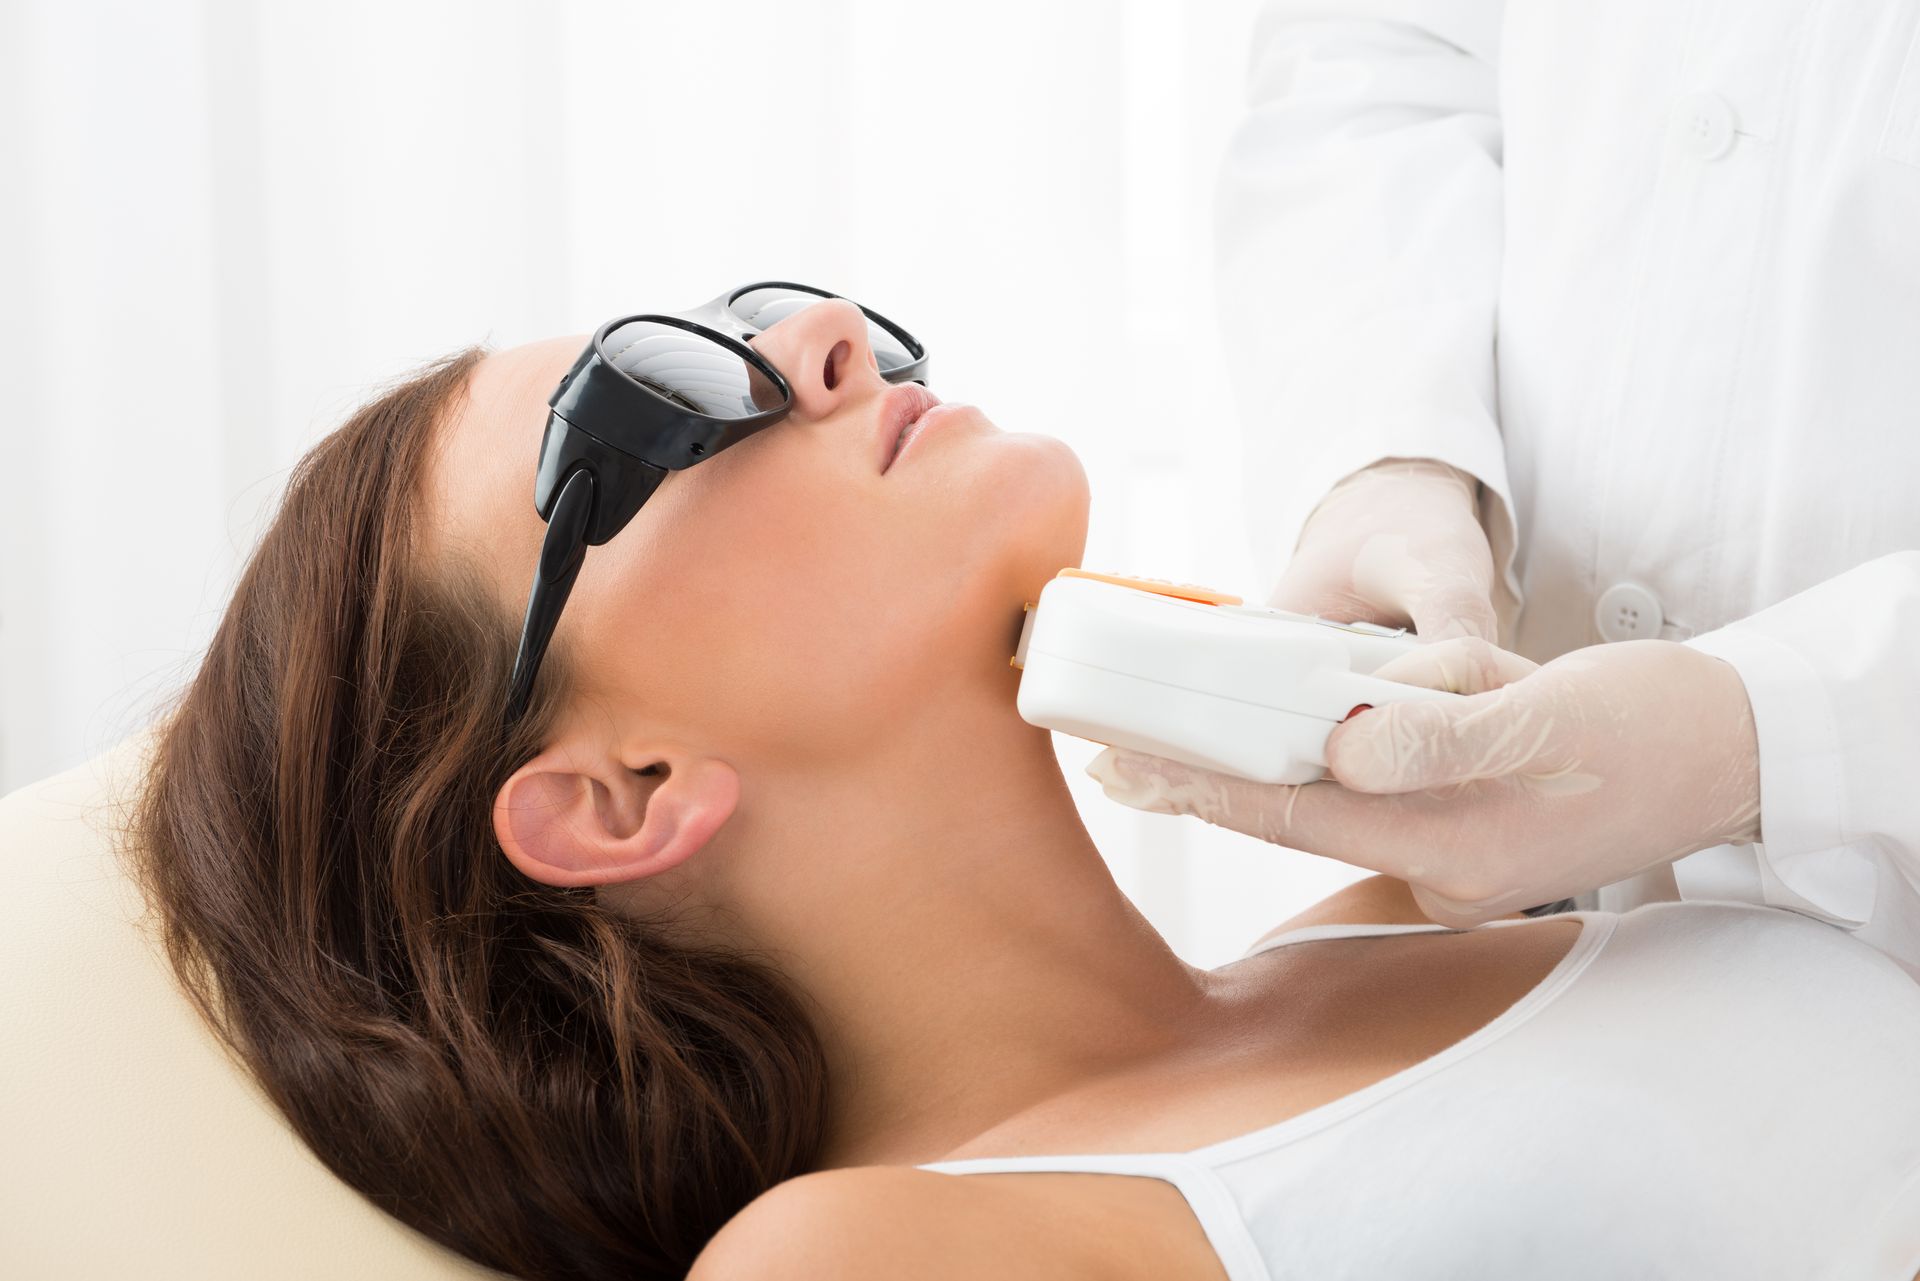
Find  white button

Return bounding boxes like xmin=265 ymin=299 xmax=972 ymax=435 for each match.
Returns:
xmin=1595 ymin=583 xmax=1664 ymax=642
xmin=1675 ymin=91 xmax=1737 ymax=160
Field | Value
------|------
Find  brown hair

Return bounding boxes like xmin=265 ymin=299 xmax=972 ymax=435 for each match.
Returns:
xmin=127 ymin=348 xmax=828 ymax=1278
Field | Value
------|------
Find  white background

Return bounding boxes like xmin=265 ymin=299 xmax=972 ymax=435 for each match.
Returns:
xmin=0 ymin=0 xmax=1369 ymax=968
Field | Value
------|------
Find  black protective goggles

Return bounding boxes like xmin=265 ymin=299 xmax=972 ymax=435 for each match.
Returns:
xmin=503 ymin=282 xmax=928 ymax=725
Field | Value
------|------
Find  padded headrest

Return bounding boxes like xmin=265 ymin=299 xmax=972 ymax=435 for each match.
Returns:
xmin=0 ymin=729 xmax=501 ymax=1279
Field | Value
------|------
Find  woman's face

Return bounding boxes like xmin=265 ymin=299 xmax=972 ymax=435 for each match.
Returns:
xmin=428 ymin=298 xmax=1089 ymax=772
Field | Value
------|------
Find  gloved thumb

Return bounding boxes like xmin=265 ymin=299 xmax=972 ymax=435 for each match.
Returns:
xmin=1085 ymin=746 xmax=1210 ymax=817
xmin=1367 ymin=636 xmax=1540 ymax=697
xmin=1326 ymin=683 xmax=1551 ymax=795
xmin=1402 ymin=581 xmax=1499 ymax=644
xmin=1409 ymin=880 xmax=1524 ymax=928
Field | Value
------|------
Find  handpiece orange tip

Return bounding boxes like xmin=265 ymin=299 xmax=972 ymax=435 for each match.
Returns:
xmin=1056 ymin=567 xmax=1242 ymax=607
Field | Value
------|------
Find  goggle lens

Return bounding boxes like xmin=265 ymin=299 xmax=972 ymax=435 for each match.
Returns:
xmin=600 ymin=319 xmax=781 ymax=419
xmin=728 ymin=285 xmax=918 ymax=376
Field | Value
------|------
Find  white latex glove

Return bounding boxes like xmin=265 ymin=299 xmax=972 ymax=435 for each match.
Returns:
xmin=1272 ymin=457 xmax=1498 ymax=643
xmin=1086 ymin=636 xmax=1762 ymax=927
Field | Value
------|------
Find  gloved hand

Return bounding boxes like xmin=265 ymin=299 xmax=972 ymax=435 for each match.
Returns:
xmin=1272 ymin=457 xmax=1498 ymax=643
xmin=1085 ymin=636 xmax=1762 ymax=927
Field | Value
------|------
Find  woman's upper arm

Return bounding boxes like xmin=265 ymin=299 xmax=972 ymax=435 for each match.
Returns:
xmin=690 ymin=1169 xmax=916 ymax=1280
xmin=1250 ymin=875 xmax=1430 ymax=945
xmin=1245 ymin=873 xmax=1531 ymax=951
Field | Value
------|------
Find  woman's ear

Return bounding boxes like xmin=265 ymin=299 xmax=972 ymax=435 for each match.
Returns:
xmin=492 ymin=747 xmax=740 ymax=888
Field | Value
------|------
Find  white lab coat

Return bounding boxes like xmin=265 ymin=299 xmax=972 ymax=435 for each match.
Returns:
xmin=1218 ymin=0 xmax=1920 ymax=977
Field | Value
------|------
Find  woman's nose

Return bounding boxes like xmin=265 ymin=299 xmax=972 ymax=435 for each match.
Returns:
xmin=749 ymin=298 xmax=885 ymax=420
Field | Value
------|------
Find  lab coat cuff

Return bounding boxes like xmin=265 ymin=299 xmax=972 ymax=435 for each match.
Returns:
xmin=1683 ymin=623 xmax=1876 ymax=925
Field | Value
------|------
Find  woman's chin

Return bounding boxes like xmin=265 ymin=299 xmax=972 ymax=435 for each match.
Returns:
xmin=879 ymin=428 xmax=1088 ymax=688
xmin=994 ymin=430 xmax=1089 ymax=534
xmin=984 ymin=433 xmax=1090 ymax=605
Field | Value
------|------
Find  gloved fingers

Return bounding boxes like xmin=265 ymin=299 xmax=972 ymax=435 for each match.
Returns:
xmin=1324 ymin=683 xmax=1556 ymax=795
xmin=1265 ymin=547 xmax=1409 ymax=629
xmin=1084 ymin=747 xmax=1601 ymax=913
xmin=1274 ymin=459 xmax=1497 ymax=643
xmin=1402 ymin=581 xmax=1499 ymax=643
xmin=1400 ymin=534 xmax=1498 ymax=644
xmin=1083 ymin=638 xmax=1767 ymax=927
xmin=1085 ymin=747 xmax=1317 ymax=847
xmin=1368 ymin=636 xmax=1539 ymax=696
xmin=1408 ymin=880 xmax=1537 ymax=929
xmin=1348 ymin=530 xmax=1496 ymax=644
xmin=1266 ymin=579 xmax=1405 ymax=631
xmin=1085 ymin=747 xmax=1464 ymax=882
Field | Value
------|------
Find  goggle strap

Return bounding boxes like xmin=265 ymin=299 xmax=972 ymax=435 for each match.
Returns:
xmin=504 ymin=466 xmax=595 ymax=725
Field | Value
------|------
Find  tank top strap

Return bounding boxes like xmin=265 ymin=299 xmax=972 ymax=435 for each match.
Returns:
xmin=1237 ymin=908 xmax=1605 ymax=961
xmin=915 ymin=1152 xmax=1274 ymax=1281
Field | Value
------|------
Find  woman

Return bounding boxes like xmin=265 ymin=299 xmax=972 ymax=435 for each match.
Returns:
xmin=130 ymin=299 xmax=1920 ymax=1281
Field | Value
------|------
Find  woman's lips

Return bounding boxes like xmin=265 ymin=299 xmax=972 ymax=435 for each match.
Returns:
xmin=879 ymin=383 xmax=942 ymax=474
xmin=887 ymin=404 xmax=969 ymax=471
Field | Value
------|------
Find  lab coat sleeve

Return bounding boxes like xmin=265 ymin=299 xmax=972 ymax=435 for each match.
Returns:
xmin=1216 ymin=0 xmax=1520 ymax=632
xmin=1684 ymin=552 xmax=1920 ymax=950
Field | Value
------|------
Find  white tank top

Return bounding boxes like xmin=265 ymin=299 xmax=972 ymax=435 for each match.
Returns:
xmin=917 ymin=903 xmax=1920 ymax=1279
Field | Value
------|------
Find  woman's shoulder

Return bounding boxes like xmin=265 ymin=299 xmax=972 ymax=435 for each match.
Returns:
xmin=1242 ymin=874 xmax=1448 ymax=951
xmin=688 ymin=1167 xmax=1053 ymax=1280
xmin=689 ymin=1168 xmax=937 ymax=1279
xmin=688 ymin=1164 xmax=1177 ymax=1280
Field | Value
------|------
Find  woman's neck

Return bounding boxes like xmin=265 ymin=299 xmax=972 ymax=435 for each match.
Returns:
xmin=699 ymin=683 xmax=1215 ymax=1168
